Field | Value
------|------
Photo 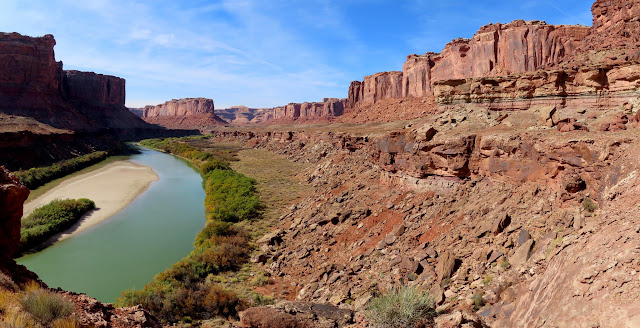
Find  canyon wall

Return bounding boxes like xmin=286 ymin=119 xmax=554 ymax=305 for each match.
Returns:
xmin=0 ymin=32 xmax=151 ymax=131
xmin=346 ymin=0 xmax=640 ymax=115
xmin=271 ymin=98 xmax=346 ymax=121
xmin=0 ymin=32 xmax=195 ymax=170
xmin=348 ymin=21 xmax=591 ymax=109
xmin=215 ymin=106 xmax=274 ymax=124
xmin=143 ymin=98 xmax=215 ymax=118
xmin=63 ymin=70 xmax=126 ymax=105
xmin=141 ymin=98 xmax=227 ymax=130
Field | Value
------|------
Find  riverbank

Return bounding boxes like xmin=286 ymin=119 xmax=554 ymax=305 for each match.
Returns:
xmin=22 ymin=161 xmax=158 ymax=245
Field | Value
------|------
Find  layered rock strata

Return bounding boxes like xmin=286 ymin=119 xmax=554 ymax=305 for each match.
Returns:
xmin=346 ymin=0 xmax=640 ymax=117
xmin=141 ymin=98 xmax=227 ymax=130
xmin=271 ymin=98 xmax=346 ymax=121
xmin=348 ymin=21 xmax=590 ymax=109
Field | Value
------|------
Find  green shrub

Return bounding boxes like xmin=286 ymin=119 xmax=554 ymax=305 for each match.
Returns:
xmin=250 ymin=272 xmax=273 ymax=287
xmin=200 ymin=159 xmax=231 ymax=174
xmin=472 ymin=291 xmax=485 ymax=311
xmin=20 ymin=198 xmax=95 ymax=254
xmin=205 ymin=170 xmax=260 ymax=222
xmin=14 ymin=151 xmax=109 ymax=189
xmin=194 ymin=221 xmax=234 ymax=247
xmin=20 ymin=288 xmax=74 ymax=325
xmin=366 ymin=286 xmax=436 ymax=328
xmin=582 ymin=197 xmax=597 ymax=213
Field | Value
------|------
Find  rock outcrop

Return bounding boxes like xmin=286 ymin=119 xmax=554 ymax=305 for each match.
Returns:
xmin=63 ymin=70 xmax=125 ymax=105
xmin=271 ymin=98 xmax=346 ymax=121
xmin=0 ymin=167 xmax=29 ymax=266
xmin=215 ymin=106 xmax=274 ymax=124
xmin=141 ymin=98 xmax=227 ymax=130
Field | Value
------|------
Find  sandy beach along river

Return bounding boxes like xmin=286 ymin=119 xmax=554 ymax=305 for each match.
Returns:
xmin=22 ymin=161 xmax=159 ymax=244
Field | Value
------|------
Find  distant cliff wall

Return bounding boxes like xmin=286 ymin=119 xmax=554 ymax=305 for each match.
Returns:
xmin=348 ymin=21 xmax=590 ymax=109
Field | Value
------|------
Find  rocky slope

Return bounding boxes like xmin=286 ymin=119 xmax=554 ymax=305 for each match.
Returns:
xmin=141 ymin=98 xmax=227 ymax=130
xmin=206 ymin=95 xmax=640 ymax=326
xmin=0 ymin=32 xmax=193 ymax=170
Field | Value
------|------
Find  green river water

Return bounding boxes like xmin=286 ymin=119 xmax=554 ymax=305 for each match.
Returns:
xmin=17 ymin=147 xmax=206 ymax=303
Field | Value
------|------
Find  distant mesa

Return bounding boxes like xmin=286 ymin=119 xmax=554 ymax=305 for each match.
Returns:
xmin=139 ymin=98 xmax=227 ymax=130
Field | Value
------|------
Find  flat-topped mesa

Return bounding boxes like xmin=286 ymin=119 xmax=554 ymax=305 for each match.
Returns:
xmin=272 ymin=98 xmax=346 ymax=120
xmin=142 ymin=98 xmax=215 ymax=118
xmin=141 ymin=98 xmax=227 ymax=130
xmin=63 ymin=70 xmax=125 ymax=106
xmin=348 ymin=20 xmax=590 ymax=109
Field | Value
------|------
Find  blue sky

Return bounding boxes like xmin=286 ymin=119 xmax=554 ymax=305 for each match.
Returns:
xmin=0 ymin=0 xmax=593 ymax=108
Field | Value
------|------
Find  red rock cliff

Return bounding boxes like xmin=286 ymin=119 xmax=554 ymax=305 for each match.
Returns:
xmin=0 ymin=167 xmax=29 ymax=266
xmin=0 ymin=33 xmax=61 ymax=96
xmin=0 ymin=32 xmax=156 ymax=133
xmin=141 ymin=98 xmax=226 ymax=130
xmin=63 ymin=70 xmax=125 ymax=105
xmin=348 ymin=21 xmax=590 ymax=108
xmin=271 ymin=98 xmax=346 ymax=120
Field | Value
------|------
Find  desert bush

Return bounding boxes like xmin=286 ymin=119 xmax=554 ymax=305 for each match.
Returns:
xmin=205 ymin=170 xmax=260 ymax=222
xmin=51 ymin=317 xmax=79 ymax=328
xmin=472 ymin=291 xmax=486 ymax=311
xmin=250 ymin=272 xmax=273 ymax=287
xmin=14 ymin=151 xmax=109 ymax=189
xmin=200 ymin=159 xmax=231 ymax=174
xmin=20 ymin=288 xmax=74 ymax=325
xmin=118 ymin=283 xmax=246 ymax=323
xmin=582 ymin=197 xmax=597 ymax=213
xmin=194 ymin=221 xmax=235 ymax=247
xmin=366 ymin=286 xmax=436 ymax=328
xmin=20 ymin=199 xmax=95 ymax=254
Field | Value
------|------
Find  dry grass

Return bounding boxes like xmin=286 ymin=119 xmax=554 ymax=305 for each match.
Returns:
xmin=229 ymin=148 xmax=311 ymax=237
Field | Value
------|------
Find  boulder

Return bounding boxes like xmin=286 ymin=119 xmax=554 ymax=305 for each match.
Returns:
xmin=239 ymin=302 xmax=354 ymax=328
xmin=510 ymin=239 xmax=535 ymax=267
xmin=436 ymin=251 xmax=459 ymax=282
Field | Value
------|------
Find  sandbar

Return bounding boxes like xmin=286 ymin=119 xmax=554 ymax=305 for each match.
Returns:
xmin=22 ymin=160 xmax=159 ymax=244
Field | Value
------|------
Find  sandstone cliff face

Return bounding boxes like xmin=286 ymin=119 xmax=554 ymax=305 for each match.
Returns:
xmin=271 ymin=98 xmax=346 ymax=121
xmin=0 ymin=32 xmax=153 ymax=132
xmin=143 ymin=98 xmax=215 ymax=118
xmin=63 ymin=70 xmax=125 ymax=105
xmin=141 ymin=98 xmax=226 ymax=130
xmin=215 ymin=106 xmax=274 ymax=124
xmin=434 ymin=63 xmax=640 ymax=111
xmin=0 ymin=33 xmax=61 ymax=95
xmin=348 ymin=21 xmax=590 ymax=109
